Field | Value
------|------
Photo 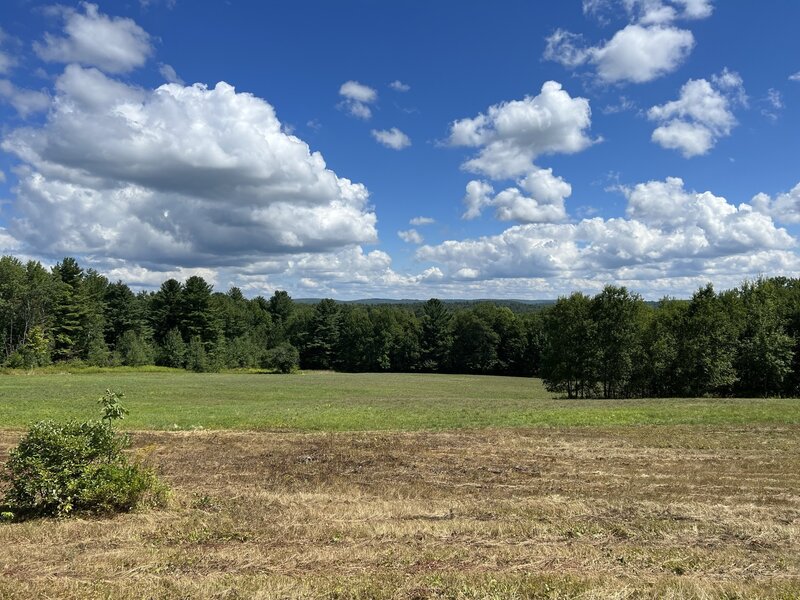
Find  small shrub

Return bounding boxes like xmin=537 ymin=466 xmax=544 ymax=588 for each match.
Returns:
xmin=1 ymin=391 xmax=168 ymax=519
xmin=4 ymin=352 xmax=25 ymax=369
xmin=98 ymin=388 xmax=128 ymax=422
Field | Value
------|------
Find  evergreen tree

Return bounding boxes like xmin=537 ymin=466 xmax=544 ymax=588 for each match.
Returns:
xmin=420 ymin=298 xmax=452 ymax=372
xmin=117 ymin=330 xmax=155 ymax=366
xmin=185 ymin=335 xmax=209 ymax=372
xmin=268 ymin=290 xmax=295 ymax=326
xmin=180 ymin=276 xmax=219 ymax=347
xmin=386 ymin=308 xmax=421 ymax=372
xmin=303 ymin=299 xmax=340 ymax=369
xmin=50 ymin=258 xmax=86 ymax=362
xmin=158 ymin=328 xmax=186 ymax=368
xmin=104 ymin=281 xmax=144 ymax=350
xmin=150 ymin=279 xmax=183 ymax=344
xmin=80 ymin=269 xmax=110 ymax=365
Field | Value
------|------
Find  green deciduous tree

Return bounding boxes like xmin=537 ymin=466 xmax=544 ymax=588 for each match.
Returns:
xmin=590 ymin=285 xmax=645 ymax=398
xmin=450 ymin=310 xmax=500 ymax=374
xmin=263 ymin=342 xmax=300 ymax=373
xmin=638 ymin=299 xmax=686 ymax=397
xmin=735 ymin=279 xmax=794 ymax=396
xmin=335 ymin=306 xmax=374 ymax=371
xmin=679 ymin=284 xmax=738 ymax=396
xmin=541 ymin=293 xmax=596 ymax=399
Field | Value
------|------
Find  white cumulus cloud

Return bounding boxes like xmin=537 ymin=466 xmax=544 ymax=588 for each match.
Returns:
xmin=410 ymin=216 xmax=435 ymax=226
xmin=389 ymin=80 xmax=410 ymax=92
xmin=398 ymin=229 xmax=423 ymax=244
xmin=159 ymin=63 xmax=184 ymax=85
xmin=584 ymin=0 xmax=714 ymax=24
xmin=448 ymin=81 xmax=595 ymax=179
xmin=622 ymin=0 xmax=713 ymax=23
xmin=0 ymin=228 xmax=21 ymax=252
xmin=339 ymin=80 xmax=378 ymax=119
xmin=34 ymin=3 xmax=153 ymax=74
xmin=371 ymin=127 xmax=411 ymax=150
xmin=593 ymin=25 xmax=694 ymax=83
xmin=2 ymin=66 xmax=378 ymax=269
xmin=648 ymin=70 xmax=745 ymax=157
xmin=462 ymin=168 xmax=571 ymax=223
xmin=549 ymin=1 xmax=712 ymax=84
xmin=752 ymin=182 xmax=800 ymax=224
xmin=546 ymin=24 xmax=694 ymax=84
xmin=0 ymin=80 xmax=50 ymax=117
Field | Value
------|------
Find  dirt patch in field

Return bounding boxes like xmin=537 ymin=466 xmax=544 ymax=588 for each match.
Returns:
xmin=0 ymin=426 xmax=798 ymax=598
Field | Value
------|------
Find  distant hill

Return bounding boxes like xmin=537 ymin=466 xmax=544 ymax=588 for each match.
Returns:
xmin=294 ymin=298 xmax=557 ymax=313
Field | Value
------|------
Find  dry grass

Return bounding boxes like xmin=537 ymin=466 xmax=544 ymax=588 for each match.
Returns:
xmin=0 ymin=426 xmax=798 ymax=599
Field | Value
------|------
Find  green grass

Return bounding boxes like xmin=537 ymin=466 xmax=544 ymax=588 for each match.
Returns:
xmin=0 ymin=370 xmax=798 ymax=431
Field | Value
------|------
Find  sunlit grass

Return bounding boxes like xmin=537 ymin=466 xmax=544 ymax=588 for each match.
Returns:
xmin=0 ymin=370 xmax=797 ymax=430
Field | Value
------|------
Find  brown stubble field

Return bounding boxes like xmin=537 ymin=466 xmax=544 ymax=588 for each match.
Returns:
xmin=0 ymin=425 xmax=799 ymax=599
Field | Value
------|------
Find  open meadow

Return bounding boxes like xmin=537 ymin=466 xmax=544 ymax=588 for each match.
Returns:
xmin=1 ymin=370 xmax=799 ymax=430
xmin=0 ymin=371 xmax=799 ymax=598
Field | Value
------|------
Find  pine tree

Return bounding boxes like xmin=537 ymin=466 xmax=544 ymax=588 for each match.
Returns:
xmin=420 ymin=298 xmax=452 ymax=372
xmin=304 ymin=299 xmax=340 ymax=369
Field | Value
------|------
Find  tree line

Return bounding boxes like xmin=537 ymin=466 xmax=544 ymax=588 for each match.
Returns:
xmin=1 ymin=254 xmax=799 ymax=397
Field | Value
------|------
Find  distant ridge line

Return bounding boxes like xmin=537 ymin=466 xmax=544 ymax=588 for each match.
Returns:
xmin=294 ymin=298 xmax=557 ymax=306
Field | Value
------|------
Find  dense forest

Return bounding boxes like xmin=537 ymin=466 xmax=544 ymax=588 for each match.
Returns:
xmin=1 ymin=254 xmax=799 ymax=398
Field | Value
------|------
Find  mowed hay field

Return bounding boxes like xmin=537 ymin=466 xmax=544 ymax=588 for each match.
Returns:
xmin=0 ymin=372 xmax=799 ymax=599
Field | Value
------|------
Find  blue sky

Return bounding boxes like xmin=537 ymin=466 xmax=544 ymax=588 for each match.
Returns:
xmin=1 ymin=0 xmax=799 ymax=299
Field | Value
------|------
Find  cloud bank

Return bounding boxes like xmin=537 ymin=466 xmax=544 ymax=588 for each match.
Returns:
xmin=417 ymin=177 xmax=798 ymax=297
xmin=3 ymin=66 xmax=378 ymax=269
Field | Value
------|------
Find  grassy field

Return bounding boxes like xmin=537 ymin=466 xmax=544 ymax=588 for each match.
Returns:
xmin=0 ymin=371 xmax=799 ymax=598
xmin=0 ymin=370 xmax=799 ymax=430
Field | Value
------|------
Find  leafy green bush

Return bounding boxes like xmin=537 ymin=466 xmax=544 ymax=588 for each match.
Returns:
xmin=1 ymin=390 xmax=168 ymax=519
xmin=263 ymin=343 xmax=300 ymax=374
